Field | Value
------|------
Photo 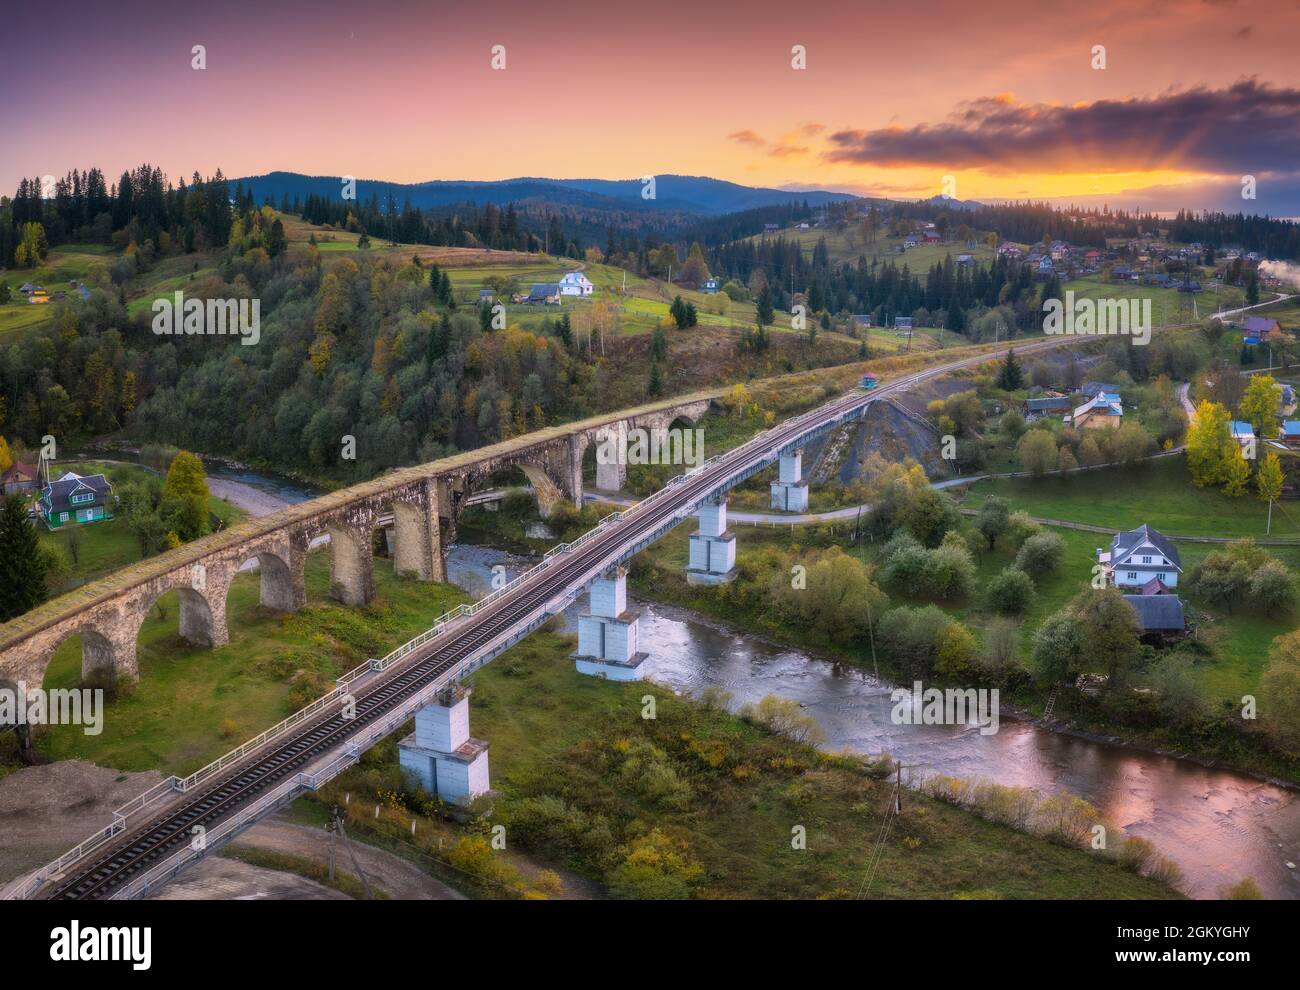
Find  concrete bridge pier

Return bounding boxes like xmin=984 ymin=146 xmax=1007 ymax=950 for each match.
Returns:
xmin=573 ymin=567 xmax=647 ymax=680
xmin=687 ymin=497 xmax=737 ymax=584
xmin=398 ymin=683 xmax=490 ymax=803
xmin=770 ymin=449 xmax=810 ymax=512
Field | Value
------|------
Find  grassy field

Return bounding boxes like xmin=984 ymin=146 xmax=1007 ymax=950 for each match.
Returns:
xmin=1066 ymin=275 xmax=1245 ymax=326
xmin=744 ymin=224 xmax=998 ymax=271
xmin=0 ymin=246 xmax=112 ymax=336
xmin=37 ymin=551 xmax=468 ymax=773
xmin=966 ymin=456 xmax=1300 ymax=539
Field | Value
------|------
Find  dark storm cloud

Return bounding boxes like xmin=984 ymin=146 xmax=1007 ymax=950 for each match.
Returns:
xmin=823 ymin=79 xmax=1300 ymax=175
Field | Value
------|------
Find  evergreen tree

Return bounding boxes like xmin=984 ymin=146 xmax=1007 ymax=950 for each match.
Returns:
xmin=0 ymin=495 xmax=48 ymax=621
xmin=756 ymin=284 xmax=774 ymax=326
xmin=648 ymin=359 xmax=663 ymax=397
xmin=996 ymin=348 xmax=1024 ymax=390
xmin=650 ymin=326 xmax=667 ymax=362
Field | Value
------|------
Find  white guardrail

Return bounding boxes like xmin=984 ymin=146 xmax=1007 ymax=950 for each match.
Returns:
xmin=4 ymin=382 xmax=881 ymax=900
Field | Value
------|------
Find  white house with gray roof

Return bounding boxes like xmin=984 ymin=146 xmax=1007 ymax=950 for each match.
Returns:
xmin=1097 ymin=524 xmax=1182 ymax=589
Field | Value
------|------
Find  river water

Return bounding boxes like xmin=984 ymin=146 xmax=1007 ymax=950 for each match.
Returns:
xmin=448 ymin=544 xmax=1300 ymax=901
xmin=141 ymin=458 xmax=1300 ymax=900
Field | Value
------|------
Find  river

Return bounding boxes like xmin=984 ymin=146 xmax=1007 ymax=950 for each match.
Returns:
xmin=161 ymin=459 xmax=1300 ymax=900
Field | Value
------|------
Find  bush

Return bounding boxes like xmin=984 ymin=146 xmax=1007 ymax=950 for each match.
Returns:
xmin=1014 ymin=531 xmax=1065 ymax=578
xmin=876 ymin=605 xmax=952 ymax=676
xmin=1004 ymin=510 xmax=1041 ymax=548
xmin=935 ymin=621 xmax=978 ymax=678
xmin=1218 ymin=878 xmax=1262 ymax=900
xmin=986 ymin=567 xmax=1035 ymax=614
xmin=605 ymin=829 xmax=703 ymax=900
xmin=1249 ymin=559 xmax=1295 ymax=613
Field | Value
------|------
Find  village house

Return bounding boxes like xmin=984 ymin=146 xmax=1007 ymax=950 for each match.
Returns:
xmin=702 ymin=278 xmax=720 ymax=294
xmin=893 ymin=316 xmax=913 ymax=332
xmin=478 ymin=288 xmax=494 ymax=303
xmin=851 ymin=314 xmax=873 ymax=329
xmin=1230 ymin=420 xmax=1256 ymax=449
xmin=1281 ymin=420 xmax=1300 ymax=448
xmin=1097 ymin=524 xmax=1182 ymax=589
xmin=1023 ymin=395 xmax=1072 ymax=421
xmin=39 ymin=471 xmax=115 ymax=529
xmin=1081 ymin=382 xmax=1122 ymax=400
xmin=998 ymin=242 xmax=1022 ymax=259
xmin=0 ymin=460 xmax=39 ymax=495
xmin=526 ymin=283 xmax=562 ymax=305
xmin=955 ymin=254 xmax=973 ymax=267
xmin=27 ymin=287 xmax=49 ymax=304
xmin=1242 ymin=316 xmax=1284 ymax=343
xmin=557 ymin=271 xmax=594 ymax=296
xmin=1071 ymin=394 xmax=1122 ymax=429
xmin=763 ymin=223 xmax=780 ymax=234
xmin=1122 ymin=593 xmax=1187 ymax=642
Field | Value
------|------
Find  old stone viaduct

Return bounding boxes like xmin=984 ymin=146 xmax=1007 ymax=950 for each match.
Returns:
xmin=0 ymin=391 xmax=716 ymax=692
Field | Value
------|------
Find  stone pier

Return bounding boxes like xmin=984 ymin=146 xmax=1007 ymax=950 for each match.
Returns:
xmin=686 ymin=497 xmax=737 ymax=584
xmin=398 ymin=684 xmax=490 ymax=804
xmin=573 ymin=567 xmax=647 ymax=680
xmin=770 ymin=449 xmax=809 ymax=512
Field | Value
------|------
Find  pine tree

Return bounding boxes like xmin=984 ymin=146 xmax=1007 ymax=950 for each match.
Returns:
xmin=0 ymin=495 xmax=48 ymax=621
xmin=648 ymin=359 xmax=663 ymax=397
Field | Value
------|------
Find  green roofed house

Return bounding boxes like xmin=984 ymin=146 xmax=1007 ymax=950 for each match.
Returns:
xmin=39 ymin=471 xmax=115 ymax=529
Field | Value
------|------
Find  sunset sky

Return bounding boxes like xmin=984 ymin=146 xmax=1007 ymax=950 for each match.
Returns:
xmin=3 ymin=0 xmax=1299 ymax=213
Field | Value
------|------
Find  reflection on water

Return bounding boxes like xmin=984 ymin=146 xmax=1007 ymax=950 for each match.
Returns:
xmin=446 ymin=543 xmax=1300 ymax=900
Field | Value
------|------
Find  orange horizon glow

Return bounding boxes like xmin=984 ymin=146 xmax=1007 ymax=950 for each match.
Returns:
xmin=1 ymin=0 xmax=1298 ymax=213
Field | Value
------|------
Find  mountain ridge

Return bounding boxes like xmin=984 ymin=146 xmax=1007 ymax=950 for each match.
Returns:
xmin=232 ymin=171 xmax=858 ymax=216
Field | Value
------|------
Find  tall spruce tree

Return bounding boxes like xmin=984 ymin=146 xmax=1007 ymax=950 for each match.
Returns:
xmin=0 ymin=495 xmax=48 ymax=621
xmin=997 ymin=348 xmax=1024 ymax=390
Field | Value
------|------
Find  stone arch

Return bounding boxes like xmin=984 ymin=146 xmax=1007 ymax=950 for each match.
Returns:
xmin=251 ymin=550 xmax=298 ymax=611
xmin=135 ymin=578 xmax=225 ymax=650
xmin=517 ymin=462 xmax=565 ymax=519
xmin=38 ymin=621 xmax=135 ymax=687
xmin=327 ymin=524 xmax=373 ymax=606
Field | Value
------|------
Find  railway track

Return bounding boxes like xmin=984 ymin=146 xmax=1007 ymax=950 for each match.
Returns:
xmin=37 ymin=333 xmax=1089 ymax=900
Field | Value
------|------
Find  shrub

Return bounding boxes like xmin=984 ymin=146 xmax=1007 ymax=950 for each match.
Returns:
xmin=1249 ymin=559 xmax=1295 ymax=613
xmin=1014 ymin=531 xmax=1065 ymax=578
xmin=876 ymin=605 xmax=952 ymax=676
xmin=1004 ymin=510 xmax=1041 ymax=548
xmin=935 ymin=621 xmax=978 ymax=678
xmin=745 ymin=695 xmax=826 ymax=745
xmin=986 ymin=567 xmax=1035 ymax=615
xmin=1219 ymin=878 xmax=1262 ymax=900
xmin=605 ymin=829 xmax=703 ymax=900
